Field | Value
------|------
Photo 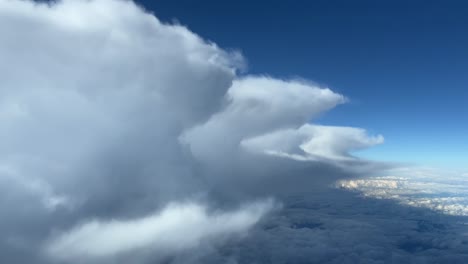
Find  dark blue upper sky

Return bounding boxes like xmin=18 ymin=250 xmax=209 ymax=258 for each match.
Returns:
xmin=138 ymin=0 xmax=468 ymax=167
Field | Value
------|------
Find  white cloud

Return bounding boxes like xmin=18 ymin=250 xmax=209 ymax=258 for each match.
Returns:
xmin=0 ymin=0 xmax=252 ymax=261
xmin=242 ymin=124 xmax=384 ymax=162
xmin=337 ymin=167 xmax=468 ymax=216
xmin=0 ymin=0 xmax=239 ymax=208
xmin=46 ymin=199 xmax=275 ymax=260
xmin=182 ymin=76 xmax=346 ymax=164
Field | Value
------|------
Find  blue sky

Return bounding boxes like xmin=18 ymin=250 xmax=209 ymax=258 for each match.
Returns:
xmin=139 ymin=0 xmax=468 ymax=168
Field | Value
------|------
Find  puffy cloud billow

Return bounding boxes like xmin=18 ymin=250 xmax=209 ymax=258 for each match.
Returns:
xmin=45 ymin=199 xmax=275 ymax=262
xmin=5 ymin=0 xmax=460 ymax=263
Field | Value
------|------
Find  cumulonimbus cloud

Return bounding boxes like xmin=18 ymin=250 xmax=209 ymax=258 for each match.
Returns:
xmin=0 ymin=0 xmax=385 ymax=262
xmin=182 ymin=76 xmax=348 ymax=165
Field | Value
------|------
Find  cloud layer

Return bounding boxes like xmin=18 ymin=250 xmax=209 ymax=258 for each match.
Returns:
xmin=338 ymin=167 xmax=468 ymax=216
xmin=194 ymin=189 xmax=468 ymax=264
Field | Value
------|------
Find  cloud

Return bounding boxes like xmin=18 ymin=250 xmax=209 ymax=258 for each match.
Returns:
xmin=0 ymin=0 xmax=241 ymax=216
xmin=190 ymin=189 xmax=468 ymax=264
xmin=45 ymin=199 xmax=275 ymax=261
xmin=182 ymin=76 xmax=346 ymax=165
xmin=337 ymin=167 xmax=468 ymax=216
xmin=241 ymin=124 xmax=384 ymax=162
xmin=0 ymin=0 xmax=251 ymax=261
xmin=0 ymin=164 xmax=70 ymax=211
xmin=0 ymin=0 xmax=390 ymax=263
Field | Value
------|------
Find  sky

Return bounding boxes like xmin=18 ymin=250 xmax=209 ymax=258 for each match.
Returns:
xmin=1 ymin=1 xmax=468 ymax=263
xmin=140 ymin=0 xmax=468 ymax=168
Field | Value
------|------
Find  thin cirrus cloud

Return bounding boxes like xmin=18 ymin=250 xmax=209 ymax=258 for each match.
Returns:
xmin=0 ymin=0 xmax=387 ymax=263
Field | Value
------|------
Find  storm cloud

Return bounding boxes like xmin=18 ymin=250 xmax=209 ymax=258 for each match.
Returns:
xmin=2 ymin=0 xmax=464 ymax=263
